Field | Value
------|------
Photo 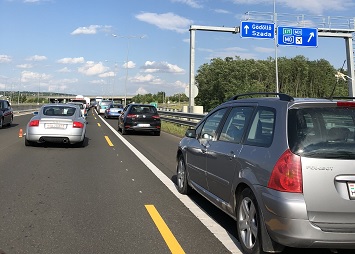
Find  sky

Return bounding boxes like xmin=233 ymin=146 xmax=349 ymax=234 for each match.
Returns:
xmin=0 ymin=0 xmax=354 ymax=97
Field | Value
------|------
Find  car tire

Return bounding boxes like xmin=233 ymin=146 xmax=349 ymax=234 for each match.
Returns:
xmin=153 ymin=131 xmax=160 ymax=136
xmin=25 ymin=138 xmax=35 ymax=147
xmin=121 ymin=127 xmax=127 ymax=135
xmin=236 ymin=188 xmax=265 ymax=254
xmin=0 ymin=118 xmax=3 ymax=129
xmin=176 ymin=155 xmax=192 ymax=195
xmin=8 ymin=116 xmax=13 ymax=126
xmin=75 ymin=139 xmax=85 ymax=148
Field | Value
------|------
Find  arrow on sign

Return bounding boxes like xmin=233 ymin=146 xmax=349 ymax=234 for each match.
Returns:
xmin=307 ymin=32 xmax=314 ymax=43
xmin=244 ymin=24 xmax=249 ymax=34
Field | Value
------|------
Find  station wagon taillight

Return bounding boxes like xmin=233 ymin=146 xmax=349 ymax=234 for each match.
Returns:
xmin=337 ymin=101 xmax=355 ymax=107
xmin=268 ymin=149 xmax=303 ymax=193
xmin=73 ymin=121 xmax=84 ymax=128
xmin=127 ymin=114 xmax=135 ymax=118
xmin=29 ymin=120 xmax=39 ymax=127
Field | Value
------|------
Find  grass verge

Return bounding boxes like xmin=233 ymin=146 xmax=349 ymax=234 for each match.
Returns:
xmin=161 ymin=121 xmax=190 ymax=138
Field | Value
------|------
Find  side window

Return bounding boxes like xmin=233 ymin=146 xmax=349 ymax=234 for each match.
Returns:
xmin=199 ymin=108 xmax=228 ymax=140
xmin=245 ymin=107 xmax=275 ymax=147
xmin=219 ymin=106 xmax=254 ymax=143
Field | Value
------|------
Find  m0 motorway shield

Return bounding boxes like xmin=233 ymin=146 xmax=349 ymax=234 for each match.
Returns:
xmin=277 ymin=26 xmax=318 ymax=47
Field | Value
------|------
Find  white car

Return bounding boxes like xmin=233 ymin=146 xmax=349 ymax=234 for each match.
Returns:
xmin=67 ymin=102 xmax=87 ymax=119
xmin=25 ymin=103 xmax=86 ymax=147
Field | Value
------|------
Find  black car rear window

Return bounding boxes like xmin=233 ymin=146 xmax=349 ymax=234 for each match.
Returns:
xmin=288 ymin=107 xmax=355 ymax=159
xmin=130 ymin=106 xmax=157 ymax=114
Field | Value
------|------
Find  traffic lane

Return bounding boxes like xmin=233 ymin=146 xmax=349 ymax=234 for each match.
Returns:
xmin=101 ymin=114 xmax=355 ymax=254
xmin=94 ymin=112 xmax=234 ymax=254
xmin=1 ymin=113 xmax=178 ymax=254
xmin=103 ymin=117 xmax=180 ymax=179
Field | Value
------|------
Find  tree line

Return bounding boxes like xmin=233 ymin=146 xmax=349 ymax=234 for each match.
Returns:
xmin=195 ymin=55 xmax=348 ymax=111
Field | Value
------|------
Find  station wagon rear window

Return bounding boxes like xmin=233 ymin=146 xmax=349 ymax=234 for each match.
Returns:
xmin=288 ymin=107 xmax=355 ymax=158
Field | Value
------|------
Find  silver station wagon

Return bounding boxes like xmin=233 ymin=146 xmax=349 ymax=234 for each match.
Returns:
xmin=176 ymin=92 xmax=355 ymax=253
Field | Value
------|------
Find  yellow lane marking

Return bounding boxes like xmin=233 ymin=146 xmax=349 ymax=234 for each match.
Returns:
xmin=145 ymin=205 xmax=185 ymax=254
xmin=104 ymin=136 xmax=114 ymax=147
xmin=97 ymin=123 xmax=101 ymax=127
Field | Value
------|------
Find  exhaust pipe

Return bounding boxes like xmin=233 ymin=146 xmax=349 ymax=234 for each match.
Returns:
xmin=63 ymin=138 xmax=69 ymax=143
xmin=39 ymin=137 xmax=45 ymax=143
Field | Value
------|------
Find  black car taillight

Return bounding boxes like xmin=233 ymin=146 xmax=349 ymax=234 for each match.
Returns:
xmin=152 ymin=115 xmax=160 ymax=119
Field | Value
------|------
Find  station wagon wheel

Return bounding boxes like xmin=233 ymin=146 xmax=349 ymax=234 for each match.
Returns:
xmin=176 ymin=155 xmax=192 ymax=195
xmin=0 ymin=118 xmax=3 ymax=129
xmin=236 ymin=188 xmax=263 ymax=254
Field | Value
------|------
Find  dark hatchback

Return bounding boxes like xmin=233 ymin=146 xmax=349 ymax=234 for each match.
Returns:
xmin=118 ymin=104 xmax=161 ymax=136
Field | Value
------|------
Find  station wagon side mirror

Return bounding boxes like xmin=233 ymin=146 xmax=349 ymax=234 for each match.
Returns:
xmin=185 ymin=128 xmax=196 ymax=138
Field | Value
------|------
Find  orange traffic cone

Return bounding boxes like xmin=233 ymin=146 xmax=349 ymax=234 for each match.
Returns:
xmin=19 ymin=128 xmax=23 ymax=138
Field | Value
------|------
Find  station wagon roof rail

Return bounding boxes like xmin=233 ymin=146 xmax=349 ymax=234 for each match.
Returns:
xmin=229 ymin=92 xmax=294 ymax=102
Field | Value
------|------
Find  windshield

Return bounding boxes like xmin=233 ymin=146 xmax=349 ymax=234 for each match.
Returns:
xmin=288 ymin=107 xmax=355 ymax=159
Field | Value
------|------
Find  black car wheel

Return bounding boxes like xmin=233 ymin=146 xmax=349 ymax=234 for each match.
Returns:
xmin=8 ymin=116 xmax=13 ymax=126
xmin=153 ymin=131 xmax=160 ymax=136
xmin=176 ymin=155 xmax=192 ymax=195
xmin=0 ymin=118 xmax=3 ymax=129
xmin=236 ymin=188 xmax=264 ymax=254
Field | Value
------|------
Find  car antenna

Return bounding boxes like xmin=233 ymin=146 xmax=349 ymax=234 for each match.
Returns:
xmin=329 ymin=60 xmax=346 ymax=99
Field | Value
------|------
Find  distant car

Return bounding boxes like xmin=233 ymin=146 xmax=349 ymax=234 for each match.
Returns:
xmin=67 ymin=102 xmax=87 ymax=119
xmin=97 ymin=100 xmax=113 ymax=114
xmin=0 ymin=99 xmax=13 ymax=128
xmin=118 ymin=104 xmax=161 ymax=136
xmin=104 ymin=103 xmax=123 ymax=119
xmin=176 ymin=92 xmax=355 ymax=253
xmin=25 ymin=103 xmax=86 ymax=147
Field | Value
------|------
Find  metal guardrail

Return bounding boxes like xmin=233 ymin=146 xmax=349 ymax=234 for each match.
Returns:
xmin=158 ymin=110 xmax=205 ymax=127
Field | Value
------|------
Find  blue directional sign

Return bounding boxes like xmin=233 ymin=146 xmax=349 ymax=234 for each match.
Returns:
xmin=240 ymin=21 xmax=275 ymax=39
xmin=277 ymin=26 xmax=318 ymax=47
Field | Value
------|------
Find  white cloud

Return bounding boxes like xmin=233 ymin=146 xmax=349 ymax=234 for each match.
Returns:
xmin=123 ymin=61 xmax=136 ymax=69
xmin=129 ymin=74 xmax=164 ymax=85
xmin=174 ymin=80 xmax=188 ymax=89
xmin=254 ymin=47 xmax=275 ymax=53
xmin=90 ymin=79 xmax=106 ymax=85
xmin=135 ymin=12 xmax=193 ymax=33
xmin=171 ymin=0 xmax=203 ymax=8
xmin=57 ymin=67 xmax=71 ymax=73
xmin=136 ymin=87 xmax=148 ymax=95
xmin=57 ymin=57 xmax=85 ymax=64
xmin=21 ymin=70 xmax=51 ymax=82
xmin=78 ymin=61 xmax=109 ymax=76
xmin=71 ymin=25 xmax=112 ymax=35
xmin=142 ymin=61 xmax=185 ymax=74
xmin=231 ymin=0 xmax=354 ymax=15
xmin=0 ymin=55 xmax=12 ymax=63
xmin=214 ymin=9 xmax=231 ymax=14
xmin=16 ymin=64 xmax=33 ymax=69
xmin=98 ymin=71 xmax=115 ymax=78
xmin=26 ymin=55 xmax=47 ymax=61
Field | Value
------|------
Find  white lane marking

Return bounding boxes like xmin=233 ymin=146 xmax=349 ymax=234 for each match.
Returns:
xmin=99 ymin=114 xmax=243 ymax=254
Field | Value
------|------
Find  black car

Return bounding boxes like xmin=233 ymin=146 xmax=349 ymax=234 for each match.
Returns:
xmin=118 ymin=104 xmax=161 ymax=136
xmin=0 ymin=99 xmax=13 ymax=128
